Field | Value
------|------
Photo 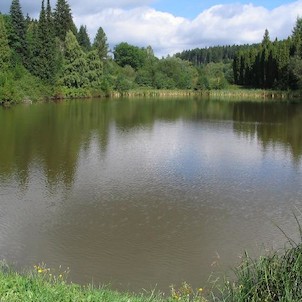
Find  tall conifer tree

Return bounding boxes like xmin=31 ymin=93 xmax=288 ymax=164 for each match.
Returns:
xmin=61 ymin=31 xmax=88 ymax=88
xmin=77 ymin=25 xmax=91 ymax=52
xmin=54 ymin=0 xmax=77 ymax=41
xmin=9 ymin=0 xmax=28 ymax=66
xmin=291 ymin=17 xmax=302 ymax=57
xmin=93 ymin=27 xmax=109 ymax=60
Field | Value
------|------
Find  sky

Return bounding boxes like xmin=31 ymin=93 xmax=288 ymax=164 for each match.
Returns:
xmin=1 ymin=0 xmax=302 ymax=56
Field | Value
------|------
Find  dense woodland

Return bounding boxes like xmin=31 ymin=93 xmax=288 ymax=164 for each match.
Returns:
xmin=1 ymin=0 xmax=302 ymax=103
xmin=176 ymin=26 xmax=302 ymax=90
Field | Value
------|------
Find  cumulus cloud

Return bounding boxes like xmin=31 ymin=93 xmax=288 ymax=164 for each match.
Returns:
xmin=75 ymin=7 xmax=186 ymax=55
xmin=75 ymin=1 xmax=302 ymax=56
xmin=1 ymin=0 xmax=302 ymax=56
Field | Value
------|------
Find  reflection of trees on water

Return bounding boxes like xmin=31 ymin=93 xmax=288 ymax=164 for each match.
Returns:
xmin=0 ymin=98 xmax=233 ymax=188
xmin=0 ymin=101 xmax=112 ymax=188
xmin=232 ymin=102 xmax=302 ymax=162
xmin=0 ymin=98 xmax=301 ymax=189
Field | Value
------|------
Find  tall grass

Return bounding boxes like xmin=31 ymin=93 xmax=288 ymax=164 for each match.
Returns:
xmin=213 ymin=216 xmax=302 ymax=302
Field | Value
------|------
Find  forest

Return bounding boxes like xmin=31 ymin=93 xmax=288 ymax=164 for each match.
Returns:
xmin=1 ymin=0 xmax=302 ymax=103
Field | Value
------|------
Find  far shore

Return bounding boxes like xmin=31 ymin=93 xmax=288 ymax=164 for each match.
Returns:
xmin=1 ymin=88 xmax=301 ymax=107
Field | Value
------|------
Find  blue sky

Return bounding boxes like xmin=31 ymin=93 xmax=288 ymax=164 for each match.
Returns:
xmin=152 ymin=0 xmax=294 ymax=18
xmin=1 ymin=0 xmax=302 ymax=56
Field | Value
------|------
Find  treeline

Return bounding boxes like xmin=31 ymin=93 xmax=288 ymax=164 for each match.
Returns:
xmin=175 ymin=44 xmax=258 ymax=65
xmin=233 ymin=25 xmax=302 ymax=90
xmin=1 ymin=0 xmax=302 ymax=104
xmin=174 ymin=20 xmax=302 ymax=91
xmin=0 ymin=0 xmax=207 ymax=103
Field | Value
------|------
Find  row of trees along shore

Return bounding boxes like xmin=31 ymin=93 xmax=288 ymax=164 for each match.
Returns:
xmin=177 ymin=22 xmax=302 ymax=90
xmin=1 ymin=0 xmax=302 ymax=103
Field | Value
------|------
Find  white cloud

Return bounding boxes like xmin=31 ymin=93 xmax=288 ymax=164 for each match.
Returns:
xmin=75 ymin=1 xmax=302 ymax=57
xmin=2 ymin=0 xmax=302 ymax=56
xmin=75 ymin=7 xmax=185 ymax=54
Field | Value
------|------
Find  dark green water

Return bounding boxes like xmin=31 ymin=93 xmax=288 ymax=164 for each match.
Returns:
xmin=0 ymin=97 xmax=302 ymax=292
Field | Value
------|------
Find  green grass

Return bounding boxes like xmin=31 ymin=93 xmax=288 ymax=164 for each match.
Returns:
xmin=212 ymin=219 xmax=302 ymax=302
xmin=215 ymin=244 xmax=302 ymax=302
xmin=0 ymin=263 xmax=168 ymax=302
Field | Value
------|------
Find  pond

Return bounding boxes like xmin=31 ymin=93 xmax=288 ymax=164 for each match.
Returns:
xmin=0 ymin=97 xmax=302 ymax=292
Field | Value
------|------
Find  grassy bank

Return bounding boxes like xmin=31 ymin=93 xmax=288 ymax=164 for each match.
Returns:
xmin=1 ymin=241 xmax=302 ymax=302
xmin=69 ymin=87 xmax=301 ymax=100
xmin=2 ymin=84 xmax=302 ymax=107
xmin=0 ymin=263 xmax=167 ymax=302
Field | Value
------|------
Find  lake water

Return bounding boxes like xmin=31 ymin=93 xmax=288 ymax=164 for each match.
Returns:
xmin=0 ymin=97 xmax=302 ymax=292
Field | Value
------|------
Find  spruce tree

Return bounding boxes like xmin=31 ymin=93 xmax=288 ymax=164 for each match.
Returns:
xmin=291 ymin=17 xmax=302 ymax=57
xmin=0 ymin=15 xmax=11 ymax=71
xmin=77 ymin=25 xmax=91 ymax=52
xmin=26 ymin=18 xmax=39 ymax=75
xmin=36 ymin=0 xmax=56 ymax=81
xmin=85 ymin=50 xmax=103 ymax=87
xmin=46 ymin=0 xmax=54 ymax=36
xmin=53 ymin=0 xmax=77 ymax=41
xmin=61 ymin=31 xmax=88 ymax=88
xmin=93 ymin=27 xmax=109 ymax=60
xmin=9 ymin=0 xmax=28 ymax=66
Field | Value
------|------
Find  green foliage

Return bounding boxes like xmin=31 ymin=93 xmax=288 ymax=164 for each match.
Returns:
xmin=0 ymin=262 xmax=167 ymax=302
xmin=115 ymin=75 xmax=133 ymax=93
xmin=201 ymin=63 xmax=229 ymax=90
xmin=232 ymin=23 xmax=302 ymax=90
xmin=32 ymin=0 xmax=56 ymax=82
xmin=219 ymin=244 xmax=302 ymax=301
xmin=157 ymin=57 xmax=197 ymax=89
xmin=0 ymin=15 xmax=11 ymax=70
xmin=0 ymin=65 xmax=52 ymax=103
xmin=53 ymin=0 xmax=77 ymax=41
xmin=9 ymin=0 xmax=28 ymax=67
xmin=3 ymin=0 xmax=302 ymax=103
xmin=114 ymin=42 xmax=148 ymax=70
xmin=135 ymin=56 xmax=197 ymax=90
xmin=176 ymin=44 xmax=256 ymax=66
xmin=77 ymin=25 xmax=91 ymax=52
xmin=0 ymin=71 xmax=18 ymax=103
xmin=93 ymin=26 xmax=108 ymax=60
xmin=85 ymin=49 xmax=103 ymax=87
xmin=60 ymin=31 xmax=88 ymax=88
xmin=288 ymin=56 xmax=302 ymax=89
xmin=291 ymin=17 xmax=302 ymax=56
xmin=100 ymin=76 xmax=114 ymax=95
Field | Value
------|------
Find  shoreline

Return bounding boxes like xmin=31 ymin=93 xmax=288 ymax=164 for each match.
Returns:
xmin=1 ymin=240 xmax=301 ymax=301
xmin=1 ymin=88 xmax=301 ymax=107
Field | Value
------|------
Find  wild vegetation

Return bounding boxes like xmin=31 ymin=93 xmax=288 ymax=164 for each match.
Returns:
xmin=1 ymin=0 xmax=302 ymax=104
xmin=176 ymin=25 xmax=302 ymax=91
